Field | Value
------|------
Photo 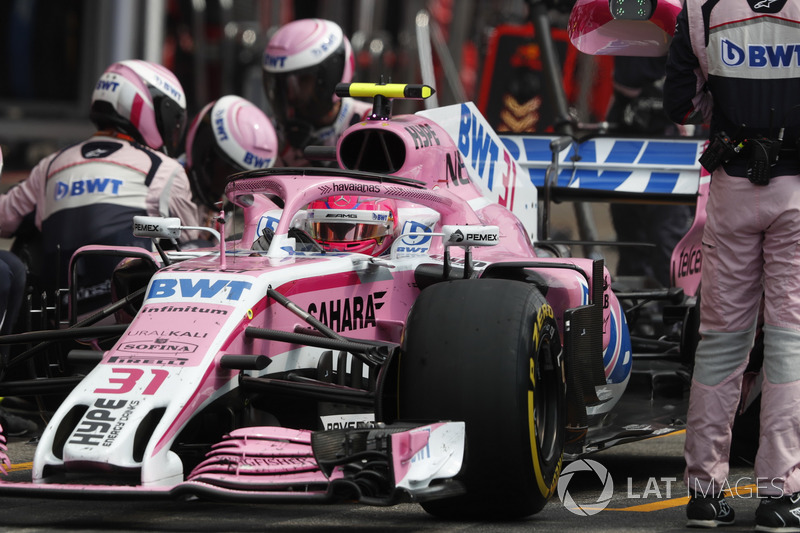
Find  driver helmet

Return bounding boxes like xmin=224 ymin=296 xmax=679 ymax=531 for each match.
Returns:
xmin=262 ymin=18 xmax=355 ymax=144
xmin=90 ymin=60 xmax=187 ymax=156
xmin=305 ymin=196 xmax=397 ymax=256
xmin=185 ymin=95 xmax=278 ymax=210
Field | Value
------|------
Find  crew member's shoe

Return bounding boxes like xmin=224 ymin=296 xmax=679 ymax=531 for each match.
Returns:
xmin=686 ymin=492 xmax=735 ymax=528
xmin=0 ymin=407 xmax=38 ymax=437
xmin=756 ymin=492 xmax=800 ymax=532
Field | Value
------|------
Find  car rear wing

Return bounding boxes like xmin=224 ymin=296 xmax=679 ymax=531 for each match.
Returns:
xmin=500 ymin=134 xmax=705 ymax=203
xmin=499 ymin=134 xmax=707 ymax=240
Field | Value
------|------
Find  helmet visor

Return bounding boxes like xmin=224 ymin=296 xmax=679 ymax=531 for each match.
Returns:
xmin=153 ymin=92 xmax=187 ymax=156
xmin=263 ymin=42 xmax=346 ymax=127
xmin=308 ymin=221 xmax=390 ymax=242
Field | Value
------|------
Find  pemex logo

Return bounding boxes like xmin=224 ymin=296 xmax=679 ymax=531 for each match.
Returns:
xmin=557 ymin=459 xmax=614 ymax=516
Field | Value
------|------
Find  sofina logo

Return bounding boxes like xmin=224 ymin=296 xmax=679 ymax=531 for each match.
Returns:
xmin=557 ymin=459 xmax=614 ymax=516
xmin=721 ymin=39 xmax=745 ymax=67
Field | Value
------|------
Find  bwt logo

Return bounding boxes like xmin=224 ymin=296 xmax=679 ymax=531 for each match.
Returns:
xmin=372 ymin=213 xmax=389 ymax=222
xmin=153 ymin=75 xmax=183 ymax=101
xmin=311 ymin=33 xmax=337 ymax=56
xmin=458 ymin=104 xmax=499 ymax=189
xmin=147 ymin=278 xmax=252 ymax=301
xmin=398 ymin=221 xmax=432 ymax=253
xmin=256 ymin=215 xmax=280 ymax=236
xmin=95 ymin=80 xmax=119 ymax=92
xmin=214 ymin=110 xmax=228 ymax=141
xmin=721 ymin=39 xmax=745 ymax=67
xmin=243 ymin=152 xmax=271 ymax=168
xmin=54 ymin=178 xmax=124 ymax=201
xmin=721 ymin=39 xmax=800 ymax=68
xmin=264 ymin=54 xmax=287 ymax=68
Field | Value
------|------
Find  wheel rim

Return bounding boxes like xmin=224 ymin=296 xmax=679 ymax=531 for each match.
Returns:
xmin=533 ymin=337 xmax=561 ymax=463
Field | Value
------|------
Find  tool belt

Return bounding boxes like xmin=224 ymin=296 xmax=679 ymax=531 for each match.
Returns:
xmin=699 ymin=132 xmax=796 ymax=185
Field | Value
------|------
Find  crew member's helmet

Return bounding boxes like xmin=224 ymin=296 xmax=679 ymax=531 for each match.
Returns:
xmin=262 ymin=18 xmax=355 ymax=136
xmin=305 ymin=196 xmax=397 ymax=256
xmin=90 ymin=60 xmax=187 ymax=156
xmin=184 ymin=95 xmax=278 ymax=210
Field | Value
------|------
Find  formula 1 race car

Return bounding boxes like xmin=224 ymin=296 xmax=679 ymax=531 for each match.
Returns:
xmin=0 ymin=1 xmax=702 ymax=520
xmin=0 ymin=82 xmax=695 ymax=519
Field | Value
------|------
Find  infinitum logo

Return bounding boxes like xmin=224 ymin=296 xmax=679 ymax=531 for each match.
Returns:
xmin=557 ymin=459 xmax=614 ymax=516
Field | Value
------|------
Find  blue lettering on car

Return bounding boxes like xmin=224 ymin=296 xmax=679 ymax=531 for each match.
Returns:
xmin=147 ymin=279 xmax=252 ymax=301
xmin=457 ymin=104 xmax=499 ymax=190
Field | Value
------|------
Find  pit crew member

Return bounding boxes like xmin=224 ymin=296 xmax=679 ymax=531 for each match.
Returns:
xmin=262 ymin=18 xmax=372 ymax=167
xmin=0 ymin=60 xmax=200 ymax=312
xmin=665 ymin=1 xmax=800 ymax=529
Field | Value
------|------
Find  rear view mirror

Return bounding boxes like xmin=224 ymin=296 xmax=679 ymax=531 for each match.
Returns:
xmin=568 ymin=0 xmax=683 ymax=57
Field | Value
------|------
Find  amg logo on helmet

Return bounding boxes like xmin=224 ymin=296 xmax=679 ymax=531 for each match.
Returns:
xmin=326 ymin=213 xmax=357 ymax=218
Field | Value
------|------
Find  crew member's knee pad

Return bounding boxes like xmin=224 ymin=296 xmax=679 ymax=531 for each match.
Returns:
xmin=693 ymin=326 xmax=756 ymax=386
xmin=763 ymin=324 xmax=800 ymax=384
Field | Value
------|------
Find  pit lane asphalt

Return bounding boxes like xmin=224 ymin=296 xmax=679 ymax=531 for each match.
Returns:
xmin=0 ymin=431 xmax=764 ymax=532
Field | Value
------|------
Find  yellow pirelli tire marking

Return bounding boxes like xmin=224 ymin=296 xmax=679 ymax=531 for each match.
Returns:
xmin=528 ymin=389 xmax=555 ymax=498
xmin=528 ymin=364 xmax=560 ymax=498
xmin=528 ymin=303 xmax=560 ymax=498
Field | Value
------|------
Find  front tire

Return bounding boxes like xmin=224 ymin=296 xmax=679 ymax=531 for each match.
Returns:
xmin=397 ymin=279 xmax=566 ymax=519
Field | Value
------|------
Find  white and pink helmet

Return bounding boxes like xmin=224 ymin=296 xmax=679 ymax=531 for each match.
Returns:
xmin=305 ymin=196 xmax=398 ymax=256
xmin=185 ymin=95 xmax=278 ymax=210
xmin=90 ymin=60 xmax=187 ymax=156
xmin=262 ymin=18 xmax=355 ymax=129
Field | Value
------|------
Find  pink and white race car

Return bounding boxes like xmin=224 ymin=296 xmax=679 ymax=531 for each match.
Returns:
xmin=0 ymin=3 xmax=701 ymax=514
